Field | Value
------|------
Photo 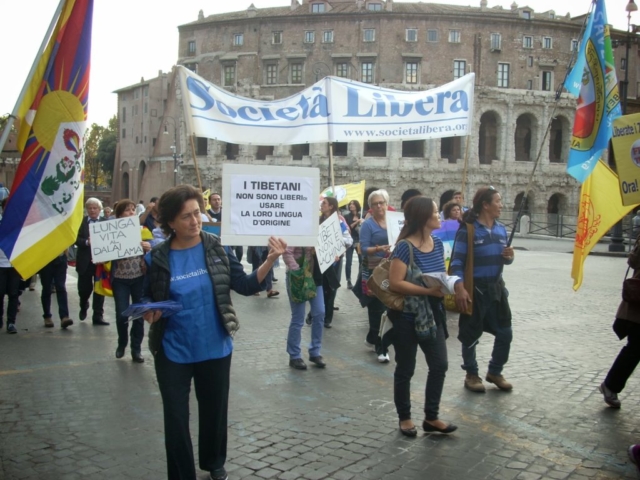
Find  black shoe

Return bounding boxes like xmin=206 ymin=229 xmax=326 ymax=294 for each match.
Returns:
xmin=305 ymin=313 xmax=312 ymax=325
xmin=272 ymin=278 xmax=278 ymax=283
xmin=324 ymin=322 xmax=332 ymax=329
xmin=7 ymin=323 xmax=17 ymax=334
xmin=399 ymin=421 xmax=418 ymax=437
xmin=92 ymin=318 xmax=110 ymax=326
xmin=347 ymin=281 xmax=353 ymax=289
xmin=422 ymin=420 xmax=458 ymax=434
xmin=0 ymin=319 xmax=3 ymax=329
xmin=309 ymin=356 xmax=326 ymax=368
xmin=599 ymin=382 xmax=621 ymax=408
xmin=210 ymin=468 xmax=228 ymax=480
xmin=289 ymin=358 xmax=307 ymax=370
xmin=131 ymin=352 xmax=144 ymax=363
xmin=115 ymin=346 xmax=125 ymax=359
xmin=333 ymin=306 xmax=339 ymax=311
xmin=79 ymin=308 xmax=87 ymax=321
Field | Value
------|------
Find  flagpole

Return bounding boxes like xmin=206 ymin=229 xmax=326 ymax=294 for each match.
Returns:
xmin=460 ymin=135 xmax=470 ymax=200
xmin=0 ymin=0 xmax=66 ymax=153
xmin=329 ymin=142 xmax=335 ymax=192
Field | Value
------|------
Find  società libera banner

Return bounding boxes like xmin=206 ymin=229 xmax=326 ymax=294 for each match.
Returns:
xmin=178 ymin=66 xmax=475 ymax=145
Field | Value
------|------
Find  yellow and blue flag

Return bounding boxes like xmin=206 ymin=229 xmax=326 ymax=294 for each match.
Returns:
xmin=571 ymin=160 xmax=636 ymax=290
xmin=0 ymin=0 xmax=93 ymax=279
xmin=564 ymin=0 xmax=621 ymax=183
xmin=321 ymin=181 xmax=366 ymax=208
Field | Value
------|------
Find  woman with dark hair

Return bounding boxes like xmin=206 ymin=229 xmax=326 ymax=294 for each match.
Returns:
xmin=442 ymin=201 xmax=462 ymax=222
xmin=142 ymin=185 xmax=286 ymax=480
xmin=450 ymin=186 xmax=515 ymax=393
xmin=111 ymin=199 xmax=151 ymax=363
xmin=360 ymin=189 xmax=392 ymax=363
xmin=388 ymin=196 xmax=458 ymax=436
xmin=344 ymin=199 xmax=362 ymax=289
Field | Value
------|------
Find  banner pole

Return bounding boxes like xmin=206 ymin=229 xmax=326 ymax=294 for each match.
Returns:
xmin=460 ymin=135 xmax=471 ymax=200
xmin=190 ymin=134 xmax=203 ymax=191
xmin=329 ymin=142 xmax=335 ymax=192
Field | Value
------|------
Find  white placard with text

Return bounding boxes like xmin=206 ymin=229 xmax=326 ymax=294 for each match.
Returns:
xmin=90 ymin=216 xmax=143 ymax=263
xmin=386 ymin=211 xmax=405 ymax=249
xmin=222 ymin=164 xmax=320 ymax=247
xmin=316 ymin=212 xmax=346 ymax=274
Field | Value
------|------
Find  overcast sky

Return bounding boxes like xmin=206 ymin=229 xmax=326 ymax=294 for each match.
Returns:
xmin=0 ymin=0 xmax=632 ymax=127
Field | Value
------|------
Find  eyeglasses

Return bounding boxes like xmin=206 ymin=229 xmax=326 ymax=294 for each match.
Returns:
xmin=371 ymin=201 xmax=386 ymax=207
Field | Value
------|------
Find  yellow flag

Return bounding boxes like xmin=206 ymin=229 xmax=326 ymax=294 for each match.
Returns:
xmin=321 ymin=181 xmax=366 ymax=208
xmin=572 ymin=160 xmax=637 ymax=290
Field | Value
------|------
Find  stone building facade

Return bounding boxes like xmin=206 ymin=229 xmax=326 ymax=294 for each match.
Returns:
xmin=114 ymin=0 xmax=640 ymax=216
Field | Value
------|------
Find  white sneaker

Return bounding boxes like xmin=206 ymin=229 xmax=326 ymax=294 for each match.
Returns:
xmin=364 ymin=340 xmax=376 ymax=352
xmin=378 ymin=353 xmax=390 ymax=363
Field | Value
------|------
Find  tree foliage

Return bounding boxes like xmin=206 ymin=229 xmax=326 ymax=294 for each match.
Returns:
xmin=96 ymin=115 xmax=117 ymax=177
xmin=83 ymin=115 xmax=117 ymax=189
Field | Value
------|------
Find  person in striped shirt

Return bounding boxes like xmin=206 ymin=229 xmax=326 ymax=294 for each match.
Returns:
xmin=450 ymin=186 xmax=515 ymax=393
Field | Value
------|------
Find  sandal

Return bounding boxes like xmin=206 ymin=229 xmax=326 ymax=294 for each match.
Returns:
xmin=267 ymin=290 xmax=280 ymax=297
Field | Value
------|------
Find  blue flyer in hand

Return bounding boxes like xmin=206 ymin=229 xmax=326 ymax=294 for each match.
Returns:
xmin=122 ymin=301 xmax=183 ymax=318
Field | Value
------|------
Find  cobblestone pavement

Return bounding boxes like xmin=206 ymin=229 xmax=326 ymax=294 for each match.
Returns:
xmin=0 ymin=240 xmax=638 ymax=479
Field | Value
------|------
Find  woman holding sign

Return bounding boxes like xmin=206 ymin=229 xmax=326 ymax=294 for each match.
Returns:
xmin=111 ymin=199 xmax=152 ymax=363
xmin=360 ymin=189 xmax=393 ymax=363
xmin=388 ymin=196 xmax=457 ymax=436
xmin=142 ymin=185 xmax=286 ymax=480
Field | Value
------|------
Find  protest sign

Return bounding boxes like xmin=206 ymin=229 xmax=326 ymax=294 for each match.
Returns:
xmin=386 ymin=211 xmax=405 ymax=248
xmin=90 ymin=216 xmax=143 ymax=263
xmin=316 ymin=212 xmax=346 ymax=273
xmin=611 ymin=113 xmax=640 ymax=206
xmin=222 ymin=164 xmax=320 ymax=246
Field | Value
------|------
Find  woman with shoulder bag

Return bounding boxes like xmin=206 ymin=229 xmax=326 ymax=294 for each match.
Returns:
xmin=599 ymin=239 xmax=640 ymax=409
xmin=360 ymin=189 xmax=393 ymax=363
xmin=388 ymin=196 xmax=458 ymax=436
xmin=450 ymin=186 xmax=515 ymax=393
xmin=344 ymin=200 xmax=363 ymax=290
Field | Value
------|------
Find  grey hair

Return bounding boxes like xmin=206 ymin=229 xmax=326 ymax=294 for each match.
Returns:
xmin=85 ymin=197 xmax=103 ymax=209
xmin=368 ymin=189 xmax=389 ymax=207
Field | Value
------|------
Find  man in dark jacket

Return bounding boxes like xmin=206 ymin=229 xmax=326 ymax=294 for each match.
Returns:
xmin=75 ymin=197 xmax=108 ymax=325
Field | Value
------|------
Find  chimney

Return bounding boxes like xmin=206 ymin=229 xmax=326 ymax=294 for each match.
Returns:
xmin=198 ymin=9 xmax=204 ymax=21
xmin=480 ymin=0 xmax=487 ymax=9
xmin=291 ymin=0 xmax=300 ymax=10
xmin=510 ymin=2 xmax=518 ymax=11
xmin=386 ymin=0 xmax=393 ymax=12
xmin=247 ymin=3 xmax=257 ymax=17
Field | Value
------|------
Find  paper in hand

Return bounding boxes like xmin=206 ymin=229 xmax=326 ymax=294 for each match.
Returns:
xmin=121 ymin=300 xmax=183 ymax=318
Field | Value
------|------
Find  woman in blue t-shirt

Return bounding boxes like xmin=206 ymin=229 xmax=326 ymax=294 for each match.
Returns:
xmin=142 ymin=185 xmax=286 ymax=480
xmin=388 ymin=196 xmax=459 ymax=437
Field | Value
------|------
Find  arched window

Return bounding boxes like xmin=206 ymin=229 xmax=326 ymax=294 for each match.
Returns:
xmin=478 ymin=111 xmax=500 ymax=164
xmin=514 ymin=114 xmax=538 ymax=162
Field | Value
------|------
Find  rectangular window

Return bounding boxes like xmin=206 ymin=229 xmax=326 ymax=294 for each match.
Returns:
xmin=226 ymin=143 xmax=239 ymax=160
xmin=144 ymin=136 xmax=147 ymax=143
xmin=490 ymin=33 xmax=501 ymax=50
xmin=405 ymin=62 xmax=418 ymax=84
xmin=427 ymin=30 xmax=438 ymax=42
xmin=121 ymin=106 xmax=126 ymax=123
xmin=361 ymin=62 xmax=374 ymax=83
xmin=364 ymin=142 xmax=386 ymax=157
xmin=402 ymin=140 xmax=424 ymax=158
xmin=291 ymin=144 xmax=310 ymax=160
xmin=522 ymin=10 xmax=531 ymax=19
xmin=367 ymin=3 xmax=382 ymax=10
xmin=333 ymin=142 xmax=348 ymax=156
xmin=144 ymin=102 xmax=148 ymax=114
xmin=134 ymin=89 xmax=139 ymax=99
xmin=528 ymin=56 xmax=534 ymax=67
xmin=272 ymin=31 xmax=282 ymax=44
xmin=290 ymin=63 xmax=303 ymax=84
xmin=622 ymin=57 xmax=628 ymax=71
xmin=523 ymin=36 xmax=533 ymax=49
xmin=304 ymin=31 xmax=315 ymax=43
xmin=542 ymin=71 xmax=553 ymax=91
xmin=449 ymin=30 xmax=460 ymax=43
xmin=122 ymin=129 xmax=126 ymax=139
xmin=256 ymin=146 xmax=274 ymax=159
xmin=224 ymin=65 xmax=236 ymax=86
xmin=233 ymin=33 xmax=244 ymax=46
xmin=453 ymin=60 xmax=466 ymax=80
xmin=311 ymin=3 xmax=325 ymax=13
xmin=406 ymin=28 xmax=418 ymax=42
xmin=497 ymin=63 xmax=509 ymax=88
xmin=527 ymin=79 xmax=533 ymax=90
xmin=571 ymin=39 xmax=579 ymax=51
xmin=336 ymin=62 xmax=349 ymax=78
xmin=363 ymin=29 xmax=375 ymax=42
xmin=135 ymin=136 xmax=139 ymax=144
xmin=188 ymin=41 xmax=196 ymax=55
xmin=322 ymin=30 xmax=333 ymax=43
xmin=196 ymin=137 xmax=207 ymax=156
xmin=542 ymin=36 xmax=552 ymax=49
xmin=143 ymin=86 xmax=149 ymax=97
xmin=266 ymin=64 xmax=278 ymax=85
xmin=152 ymin=138 xmax=156 ymax=147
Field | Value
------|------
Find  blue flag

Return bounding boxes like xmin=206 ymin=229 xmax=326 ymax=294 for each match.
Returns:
xmin=565 ymin=0 xmax=621 ymax=183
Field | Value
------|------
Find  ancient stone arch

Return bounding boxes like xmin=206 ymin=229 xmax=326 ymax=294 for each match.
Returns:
xmin=121 ymin=162 xmax=130 ymax=199
xmin=548 ymin=115 xmax=571 ymax=163
xmin=514 ymin=113 xmax=538 ymax=162
xmin=138 ymin=160 xmax=146 ymax=198
xmin=478 ymin=110 xmax=501 ymax=164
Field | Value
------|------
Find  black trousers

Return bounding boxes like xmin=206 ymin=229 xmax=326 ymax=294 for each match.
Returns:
xmin=40 ymin=256 xmax=69 ymax=319
xmin=155 ymin=350 xmax=232 ymax=480
xmin=77 ymin=264 xmax=104 ymax=320
xmin=605 ymin=321 xmax=640 ymax=394
xmin=0 ymin=267 xmax=21 ymax=325
xmin=366 ymin=297 xmax=388 ymax=354
xmin=391 ymin=314 xmax=448 ymax=421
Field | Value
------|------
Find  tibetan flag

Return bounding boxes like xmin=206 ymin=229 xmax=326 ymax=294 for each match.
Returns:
xmin=571 ymin=160 xmax=635 ymax=290
xmin=0 ymin=0 xmax=93 ymax=279
xmin=433 ymin=219 xmax=461 ymax=270
xmin=565 ymin=0 xmax=621 ymax=183
xmin=321 ymin=181 xmax=366 ymax=208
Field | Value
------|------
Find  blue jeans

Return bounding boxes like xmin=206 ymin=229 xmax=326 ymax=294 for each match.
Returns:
xmin=112 ymin=276 xmax=145 ymax=353
xmin=286 ymin=278 xmax=324 ymax=359
xmin=461 ymin=301 xmax=512 ymax=376
xmin=40 ymin=255 xmax=69 ymax=319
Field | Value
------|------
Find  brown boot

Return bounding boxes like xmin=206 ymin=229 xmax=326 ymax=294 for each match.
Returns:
xmin=61 ymin=317 xmax=74 ymax=329
xmin=44 ymin=316 xmax=54 ymax=328
xmin=486 ymin=373 xmax=513 ymax=391
xmin=464 ymin=373 xmax=486 ymax=393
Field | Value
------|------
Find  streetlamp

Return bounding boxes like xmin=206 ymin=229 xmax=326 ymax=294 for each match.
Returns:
xmin=610 ymin=0 xmax=638 ymax=252
xmin=163 ymin=117 xmax=181 ymax=186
